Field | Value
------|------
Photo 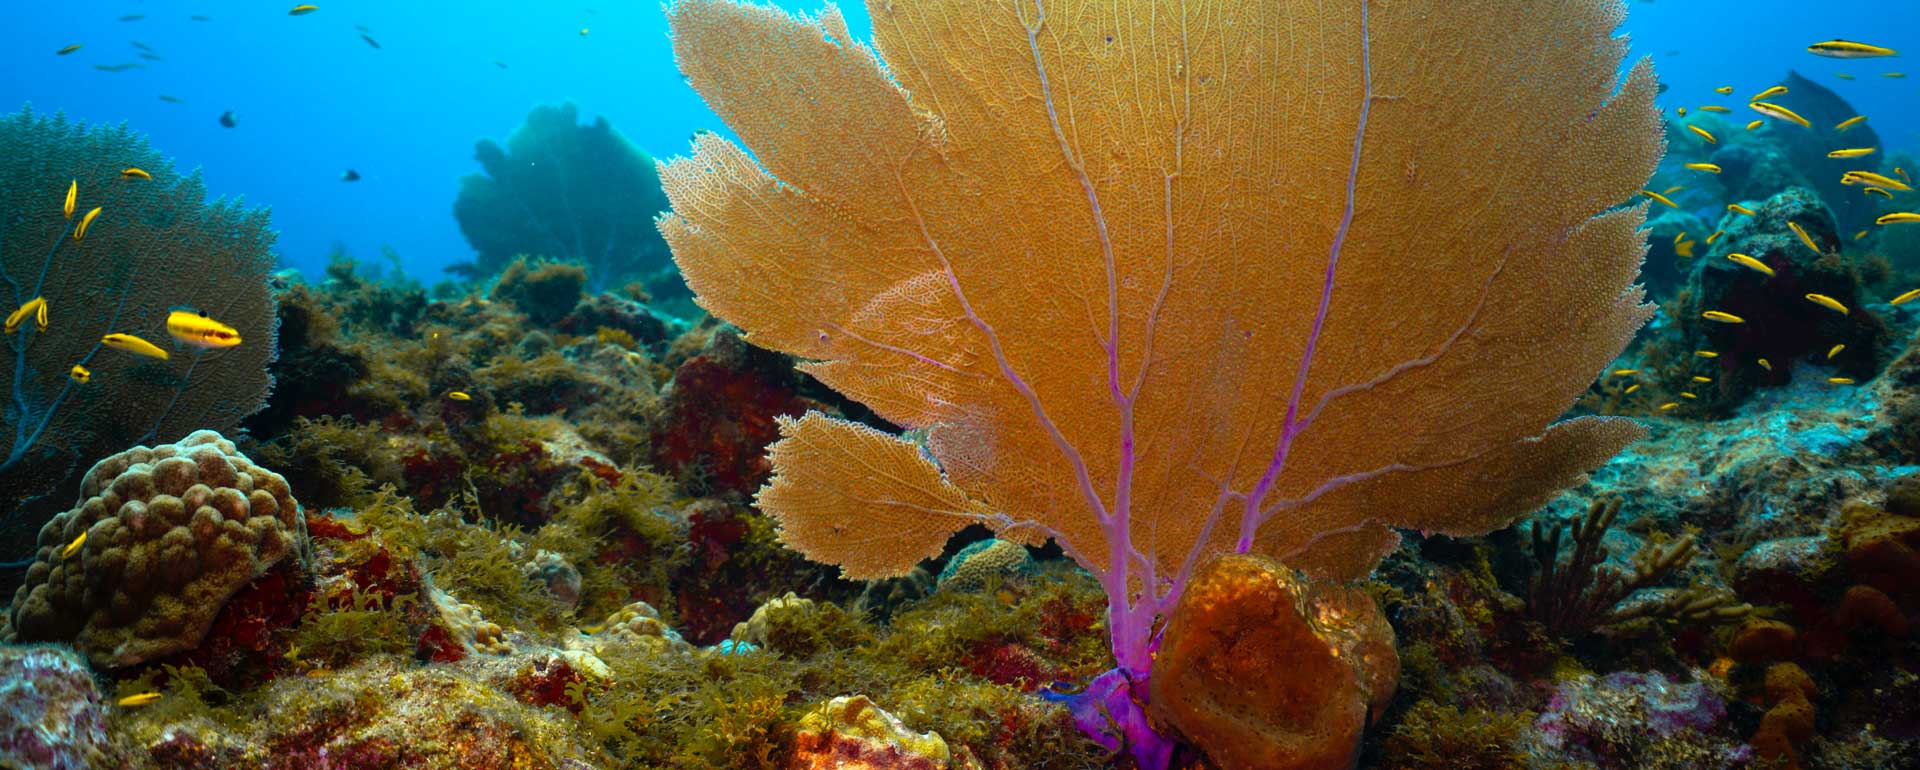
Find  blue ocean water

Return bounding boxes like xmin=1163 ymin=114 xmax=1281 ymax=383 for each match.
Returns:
xmin=0 ymin=0 xmax=1912 ymax=282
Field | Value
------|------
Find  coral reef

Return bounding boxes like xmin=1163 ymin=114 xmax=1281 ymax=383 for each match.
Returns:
xmin=4 ymin=430 xmax=305 ymax=668
xmin=0 ymin=106 xmax=277 ymax=535
xmin=451 ymin=102 xmax=681 ymax=305
xmin=0 ymin=645 xmax=115 ymax=770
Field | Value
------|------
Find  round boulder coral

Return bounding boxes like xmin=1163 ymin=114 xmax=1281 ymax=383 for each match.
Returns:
xmin=4 ymin=430 xmax=305 ymax=668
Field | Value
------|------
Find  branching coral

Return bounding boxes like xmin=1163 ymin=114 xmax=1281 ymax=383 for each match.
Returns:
xmin=0 ymin=106 xmax=277 ymax=531
xmin=1526 ymin=498 xmax=1749 ymax=640
xmin=662 ymin=0 xmax=1663 ymax=764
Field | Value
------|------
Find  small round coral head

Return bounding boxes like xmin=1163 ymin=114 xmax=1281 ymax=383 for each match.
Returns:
xmin=166 ymin=308 xmax=241 ymax=349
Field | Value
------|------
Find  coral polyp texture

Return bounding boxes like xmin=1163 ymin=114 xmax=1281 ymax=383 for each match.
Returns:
xmin=3 ymin=430 xmax=304 ymax=668
xmin=661 ymin=0 xmax=1659 ymax=763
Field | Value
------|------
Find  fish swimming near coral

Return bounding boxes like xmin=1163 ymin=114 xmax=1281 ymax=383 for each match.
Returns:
xmin=1807 ymin=40 xmax=1897 ymax=58
xmin=219 ymin=111 xmax=237 ymax=128
xmin=5 ymin=297 xmax=48 ymax=334
xmin=1749 ymin=101 xmax=1810 ymax=128
xmin=68 ymin=364 xmax=89 ymax=384
xmin=166 ymin=309 xmax=242 ymax=349
xmin=101 ymin=333 xmax=170 ymax=360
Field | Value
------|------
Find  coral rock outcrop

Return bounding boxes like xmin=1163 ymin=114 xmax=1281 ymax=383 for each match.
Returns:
xmin=1148 ymin=554 xmax=1398 ymax=770
xmin=4 ymin=430 xmax=305 ymax=668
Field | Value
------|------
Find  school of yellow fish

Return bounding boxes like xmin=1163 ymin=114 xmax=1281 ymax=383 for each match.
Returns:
xmin=1637 ymin=37 xmax=1917 ymax=413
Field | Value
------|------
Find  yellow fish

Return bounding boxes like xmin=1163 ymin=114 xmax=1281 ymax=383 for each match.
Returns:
xmin=1672 ymin=231 xmax=1687 ymax=246
xmin=69 ymin=364 xmax=89 ymax=383
xmin=56 ymin=44 xmax=82 ymax=55
xmin=1886 ymin=72 xmax=1908 ymax=78
xmin=1895 ymin=288 xmax=1920 ymax=306
xmin=1805 ymin=293 xmax=1849 ymax=314
xmin=1715 ymin=86 xmax=1734 ymax=94
xmin=1729 ymin=204 xmax=1756 ymax=216
xmin=117 ymin=693 xmax=162 ymax=707
xmin=1836 ymin=73 xmax=1857 ymax=81
xmin=63 ymin=180 xmax=76 ymax=219
xmin=1680 ymin=392 xmax=1699 ymax=400
xmin=1836 ymin=115 xmax=1867 ymax=131
xmin=1641 ymin=190 xmax=1679 ymax=209
xmin=1727 ymin=253 xmax=1774 ymax=276
xmin=1658 ymin=402 xmax=1680 ymax=411
xmin=1866 ymin=187 xmax=1895 ymax=199
xmin=61 ymin=531 xmax=86 ymax=558
xmin=448 ymin=391 xmax=473 ymax=401
xmin=102 ymin=333 xmax=169 ymax=360
xmin=1857 ymin=230 xmax=1870 ymax=240
xmin=1750 ymin=102 xmax=1811 ymax=128
xmin=119 ymin=168 xmax=152 ymax=180
xmin=1699 ymin=105 xmax=1731 ymax=114
xmin=1827 ymin=147 xmax=1875 ymax=158
xmin=73 ymin=206 xmax=102 ymax=242
xmin=1691 ymin=376 xmax=1712 ymax=383
xmin=1808 ymin=40 xmax=1898 ymax=58
xmin=1758 ymin=358 xmax=1773 ymax=371
xmin=1702 ymin=310 xmax=1745 ymax=323
xmin=5 ymin=297 xmax=47 ymax=334
xmin=1684 ymin=162 xmax=1721 ymax=173
xmin=1788 ymin=221 xmax=1820 ymax=253
xmin=1687 ymin=125 xmax=1717 ymax=144
xmin=1677 ymin=106 xmax=1689 ymax=117
xmin=1706 ymin=229 xmax=1725 ymax=245
xmin=1877 ymin=212 xmax=1920 ymax=225
xmin=1624 ymin=384 xmax=1641 ymax=394
xmin=1662 ymin=184 xmax=1686 ymax=194
xmin=166 ymin=309 xmax=242 ymax=349
xmin=1843 ymin=171 xmax=1914 ymax=191
xmin=1751 ymin=85 xmax=1789 ymax=100
xmin=1612 ymin=368 xmax=1639 ymax=377
xmin=1830 ymin=377 xmax=1856 ymax=385
xmin=1746 ymin=120 xmax=1763 ymax=131
xmin=1828 ymin=344 xmax=1846 ymax=360
xmin=289 ymin=4 xmax=319 ymax=15
xmin=1695 ymin=350 xmax=1719 ymax=358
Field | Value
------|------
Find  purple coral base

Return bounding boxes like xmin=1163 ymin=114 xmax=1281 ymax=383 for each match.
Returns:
xmin=1044 ymin=667 xmax=1175 ymax=770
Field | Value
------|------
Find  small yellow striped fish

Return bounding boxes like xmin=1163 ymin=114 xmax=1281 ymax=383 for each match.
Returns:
xmin=1886 ymin=72 xmax=1907 ymax=79
xmin=1866 ymin=187 xmax=1895 ymax=199
xmin=1856 ymin=230 xmax=1870 ymax=240
xmin=1687 ymin=125 xmax=1718 ymax=144
xmin=5 ymin=297 xmax=47 ymax=334
xmin=119 ymin=168 xmax=152 ymax=180
xmin=1691 ymin=376 xmax=1712 ymax=383
xmin=1727 ymin=253 xmax=1774 ymax=276
xmin=1641 ymin=190 xmax=1679 ymax=208
xmin=1729 ymin=203 xmax=1756 ymax=216
xmin=1659 ymin=402 xmax=1680 ymax=411
xmin=1758 ymin=358 xmax=1772 ymax=371
xmin=73 ymin=207 xmax=102 ymax=242
xmin=1829 ymin=377 xmax=1857 ymax=385
xmin=1699 ymin=105 xmax=1731 ymax=114
xmin=1877 ymin=212 xmax=1920 ymax=225
xmin=1893 ymin=288 xmax=1920 ymax=305
xmin=56 ymin=44 xmax=82 ymax=55
xmin=1680 ymin=392 xmax=1699 ymax=399
xmin=448 ymin=391 xmax=473 ymax=401
xmin=63 ymin=180 xmax=76 ymax=219
xmin=1612 ymin=368 xmax=1639 ymax=377
xmin=1624 ymin=384 xmax=1641 ymax=394
xmin=1684 ymin=162 xmax=1722 ymax=173
xmin=117 ymin=693 xmax=162 ymax=707
xmin=1836 ymin=115 xmax=1867 ymax=131
xmin=1836 ymin=73 xmax=1857 ymax=81
xmin=166 ymin=309 xmax=242 ymax=349
xmin=1751 ymin=85 xmax=1789 ymax=100
xmin=1827 ymin=344 xmax=1846 ymax=360
xmin=1662 ymin=184 xmax=1686 ymax=194
xmin=1695 ymin=350 xmax=1719 ymax=358
xmin=1702 ymin=310 xmax=1745 ymax=323
xmin=1827 ymin=147 xmax=1876 ymax=158
xmin=1788 ymin=221 xmax=1820 ymax=252
xmin=1805 ymin=293 xmax=1849 ymax=314
xmin=1715 ymin=86 xmax=1734 ymax=94
xmin=1807 ymin=40 xmax=1898 ymax=58
xmin=1750 ymin=101 xmax=1811 ymax=128
xmin=61 ymin=531 xmax=86 ymax=558
xmin=1706 ymin=230 xmax=1725 ymax=245
xmin=289 ymin=4 xmax=320 ymax=15
xmin=101 ymin=333 xmax=169 ymax=360
xmin=69 ymin=364 xmax=89 ymax=384
xmin=1746 ymin=119 xmax=1764 ymax=130
xmin=1844 ymin=171 xmax=1914 ymax=191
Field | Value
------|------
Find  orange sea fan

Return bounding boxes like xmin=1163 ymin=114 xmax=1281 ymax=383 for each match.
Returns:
xmin=659 ymin=0 xmax=1663 ymax=683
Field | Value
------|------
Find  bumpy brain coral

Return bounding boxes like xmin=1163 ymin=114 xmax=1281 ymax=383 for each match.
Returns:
xmin=3 ymin=430 xmax=304 ymax=668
